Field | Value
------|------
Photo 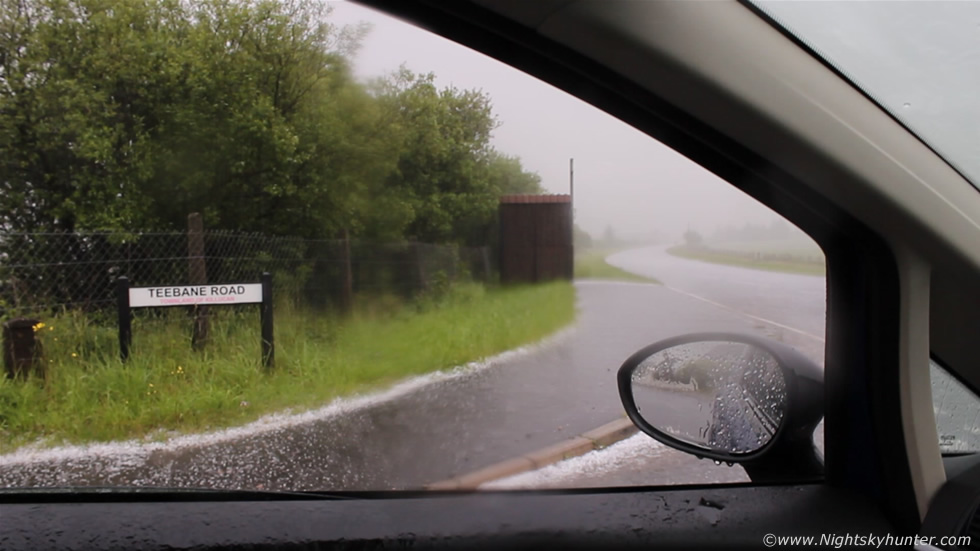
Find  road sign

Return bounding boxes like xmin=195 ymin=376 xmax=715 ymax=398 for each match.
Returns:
xmin=116 ymin=275 xmax=274 ymax=369
xmin=128 ymin=284 xmax=262 ymax=308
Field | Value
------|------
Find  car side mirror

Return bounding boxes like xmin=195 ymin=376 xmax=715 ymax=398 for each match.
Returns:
xmin=617 ymin=333 xmax=824 ymax=482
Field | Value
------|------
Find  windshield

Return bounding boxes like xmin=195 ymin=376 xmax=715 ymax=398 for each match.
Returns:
xmin=755 ymin=1 xmax=980 ymax=190
xmin=0 ymin=0 xmax=826 ymax=492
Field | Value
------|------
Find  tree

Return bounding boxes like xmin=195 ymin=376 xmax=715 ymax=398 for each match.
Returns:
xmin=0 ymin=0 xmax=374 ymax=236
xmin=0 ymin=1 xmax=542 ymax=248
xmin=603 ymin=225 xmax=617 ymax=247
xmin=683 ymin=229 xmax=703 ymax=247
xmin=573 ymin=224 xmax=593 ymax=249
xmin=372 ymin=69 xmax=539 ymax=246
xmin=488 ymin=152 xmax=543 ymax=196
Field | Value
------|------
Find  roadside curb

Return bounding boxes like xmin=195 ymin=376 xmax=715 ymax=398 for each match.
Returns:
xmin=426 ymin=417 xmax=638 ymax=490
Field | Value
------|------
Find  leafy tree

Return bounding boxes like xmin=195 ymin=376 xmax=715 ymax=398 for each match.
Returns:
xmin=371 ymin=69 xmax=497 ymax=244
xmin=488 ymin=152 xmax=543 ymax=196
xmin=603 ymin=225 xmax=618 ymax=247
xmin=573 ymin=224 xmax=593 ymax=249
xmin=683 ymin=228 xmax=703 ymax=246
xmin=0 ymin=1 xmax=543 ymax=248
xmin=0 ymin=0 xmax=372 ymax=236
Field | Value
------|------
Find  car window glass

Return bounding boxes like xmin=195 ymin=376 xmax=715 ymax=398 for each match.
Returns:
xmin=0 ymin=0 xmax=824 ymax=492
xmin=931 ymin=360 xmax=980 ymax=454
xmin=756 ymin=1 xmax=980 ymax=192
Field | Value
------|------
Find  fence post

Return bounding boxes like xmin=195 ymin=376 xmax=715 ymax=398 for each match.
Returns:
xmin=414 ymin=243 xmax=428 ymax=291
xmin=117 ymin=277 xmax=131 ymax=362
xmin=261 ymin=272 xmax=274 ymax=370
xmin=481 ymin=247 xmax=491 ymax=283
xmin=338 ymin=229 xmax=353 ymax=315
xmin=187 ymin=213 xmax=209 ymax=350
xmin=3 ymin=318 xmax=43 ymax=380
xmin=449 ymin=244 xmax=458 ymax=282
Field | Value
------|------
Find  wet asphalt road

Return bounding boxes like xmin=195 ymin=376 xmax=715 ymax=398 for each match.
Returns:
xmin=0 ymin=247 xmax=826 ymax=491
xmin=487 ymin=246 xmax=827 ymax=490
xmin=608 ymin=245 xmax=826 ymax=343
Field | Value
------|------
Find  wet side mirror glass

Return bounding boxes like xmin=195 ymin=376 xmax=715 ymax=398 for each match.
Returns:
xmin=628 ymin=340 xmax=787 ymax=456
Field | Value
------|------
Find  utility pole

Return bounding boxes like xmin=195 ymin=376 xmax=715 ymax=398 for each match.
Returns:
xmin=569 ymin=158 xmax=574 ymax=201
xmin=568 ymin=157 xmax=575 ymax=280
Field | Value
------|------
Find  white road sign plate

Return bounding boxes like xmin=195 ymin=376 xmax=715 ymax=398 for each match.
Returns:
xmin=129 ymin=284 xmax=262 ymax=308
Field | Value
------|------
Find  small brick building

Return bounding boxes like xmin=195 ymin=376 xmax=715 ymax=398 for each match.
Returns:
xmin=498 ymin=194 xmax=573 ymax=284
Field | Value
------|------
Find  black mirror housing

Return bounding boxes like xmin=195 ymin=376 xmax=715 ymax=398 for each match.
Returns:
xmin=617 ymin=332 xmax=824 ymax=482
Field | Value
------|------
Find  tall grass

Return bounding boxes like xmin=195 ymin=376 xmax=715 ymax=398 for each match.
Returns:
xmin=0 ymin=282 xmax=575 ymax=452
xmin=667 ymin=245 xmax=825 ymax=276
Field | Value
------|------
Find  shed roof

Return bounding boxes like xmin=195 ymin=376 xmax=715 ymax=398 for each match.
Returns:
xmin=499 ymin=194 xmax=572 ymax=204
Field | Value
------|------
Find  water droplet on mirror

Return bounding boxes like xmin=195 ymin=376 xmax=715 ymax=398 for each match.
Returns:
xmin=714 ymin=460 xmax=722 ymax=466
xmin=903 ymin=102 xmax=911 ymax=109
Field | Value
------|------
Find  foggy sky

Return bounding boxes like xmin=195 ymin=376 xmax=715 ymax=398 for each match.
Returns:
xmin=327 ymin=1 xmax=784 ymax=242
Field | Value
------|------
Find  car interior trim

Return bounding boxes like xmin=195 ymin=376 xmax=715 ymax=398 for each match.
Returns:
xmin=895 ymin=246 xmax=946 ymax=518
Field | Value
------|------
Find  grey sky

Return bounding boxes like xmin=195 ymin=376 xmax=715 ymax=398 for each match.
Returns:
xmin=327 ymin=1 xmax=784 ymax=242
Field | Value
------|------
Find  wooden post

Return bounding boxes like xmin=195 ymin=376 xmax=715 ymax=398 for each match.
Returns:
xmin=338 ymin=229 xmax=353 ymax=315
xmin=481 ymin=247 xmax=492 ymax=283
xmin=3 ymin=318 xmax=43 ymax=379
xmin=449 ymin=245 xmax=458 ymax=282
xmin=415 ymin=242 xmax=428 ymax=291
xmin=187 ymin=213 xmax=209 ymax=350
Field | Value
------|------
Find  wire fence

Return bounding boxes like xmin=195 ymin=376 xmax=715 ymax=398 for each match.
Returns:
xmin=0 ymin=230 xmax=493 ymax=321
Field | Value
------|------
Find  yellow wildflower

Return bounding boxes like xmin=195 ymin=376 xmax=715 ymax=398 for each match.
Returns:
xmin=32 ymin=322 xmax=45 ymax=332
xmin=71 ymin=352 xmax=77 ymax=358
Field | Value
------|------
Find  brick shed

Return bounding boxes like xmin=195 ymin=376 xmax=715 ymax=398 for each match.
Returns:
xmin=498 ymin=194 xmax=573 ymax=284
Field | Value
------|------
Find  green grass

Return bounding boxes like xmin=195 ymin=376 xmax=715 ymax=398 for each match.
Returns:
xmin=0 ymin=281 xmax=575 ymax=452
xmin=668 ymin=245 xmax=825 ymax=276
xmin=708 ymin=239 xmax=824 ymax=259
xmin=574 ymin=248 xmax=660 ymax=284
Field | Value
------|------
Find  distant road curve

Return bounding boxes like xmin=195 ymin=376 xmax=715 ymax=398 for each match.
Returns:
xmin=606 ymin=245 xmax=826 ymax=345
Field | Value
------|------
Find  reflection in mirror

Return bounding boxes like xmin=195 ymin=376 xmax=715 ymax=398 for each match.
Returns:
xmin=630 ymin=341 xmax=787 ymax=454
xmin=930 ymin=360 xmax=980 ymax=454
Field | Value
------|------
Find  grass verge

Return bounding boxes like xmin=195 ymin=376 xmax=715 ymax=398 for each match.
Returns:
xmin=0 ymin=281 xmax=575 ymax=452
xmin=574 ymin=249 xmax=660 ymax=284
xmin=667 ymin=245 xmax=825 ymax=276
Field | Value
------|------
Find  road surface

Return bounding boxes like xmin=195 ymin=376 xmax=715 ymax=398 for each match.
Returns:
xmin=486 ymin=246 xmax=826 ymax=489
xmin=608 ymin=245 xmax=825 ymax=348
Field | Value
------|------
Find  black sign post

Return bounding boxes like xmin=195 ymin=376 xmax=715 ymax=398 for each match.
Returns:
xmin=260 ymin=272 xmax=274 ymax=370
xmin=117 ymin=275 xmax=271 ymax=367
xmin=117 ymin=277 xmax=132 ymax=362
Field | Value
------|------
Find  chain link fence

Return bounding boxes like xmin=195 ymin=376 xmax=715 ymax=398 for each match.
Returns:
xmin=0 ymin=231 xmax=493 ymax=320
